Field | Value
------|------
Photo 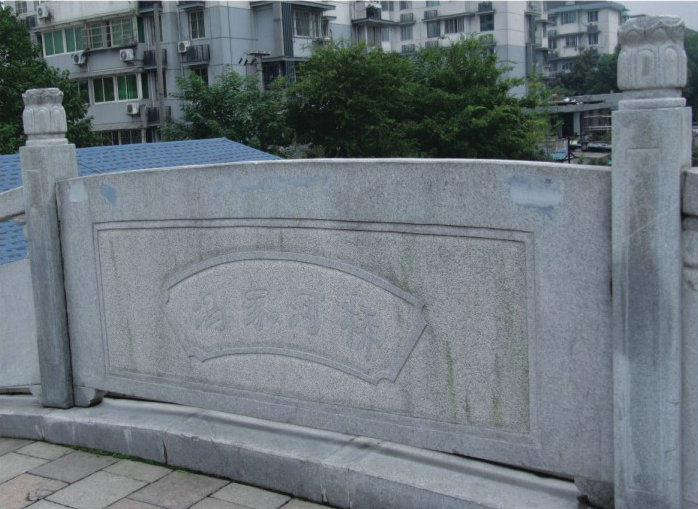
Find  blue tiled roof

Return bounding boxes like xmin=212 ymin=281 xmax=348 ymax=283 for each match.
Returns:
xmin=0 ymin=138 xmax=280 ymax=265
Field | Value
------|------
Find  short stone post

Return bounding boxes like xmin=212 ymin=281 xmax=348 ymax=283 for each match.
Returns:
xmin=20 ymin=88 xmax=78 ymax=408
xmin=612 ymin=17 xmax=692 ymax=509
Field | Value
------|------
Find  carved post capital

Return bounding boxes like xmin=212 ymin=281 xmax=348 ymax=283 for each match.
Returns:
xmin=22 ymin=88 xmax=69 ymax=146
xmin=617 ymin=16 xmax=687 ymax=95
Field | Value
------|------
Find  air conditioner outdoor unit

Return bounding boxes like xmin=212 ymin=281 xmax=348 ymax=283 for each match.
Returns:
xmin=126 ymin=103 xmax=140 ymax=115
xmin=72 ymin=51 xmax=86 ymax=65
xmin=178 ymin=40 xmax=191 ymax=53
xmin=36 ymin=4 xmax=50 ymax=19
xmin=120 ymin=48 xmax=135 ymax=62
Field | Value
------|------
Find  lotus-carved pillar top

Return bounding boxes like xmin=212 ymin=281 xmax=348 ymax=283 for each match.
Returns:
xmin=617 ymin=16 xmax=687 ymax=95
xmin=22 ymin=88 xmax=68 ymax=146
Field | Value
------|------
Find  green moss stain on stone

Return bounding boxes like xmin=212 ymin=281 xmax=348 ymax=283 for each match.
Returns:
xmin=399 ymin=249 xmax=415 ymax=293
xmin=491 ymin=352 xmax=504 ymax=428
xmin=490 ymin=251 xmax=530 ymax=431
xmin=445 ymin=343 xmax=458 ymax=422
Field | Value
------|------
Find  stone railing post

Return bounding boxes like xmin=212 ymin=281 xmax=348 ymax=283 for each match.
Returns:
xmin=20 ymin=88 xmax=78 ymax=408
xmin=612 ymin=17 xmax=692 ymax=509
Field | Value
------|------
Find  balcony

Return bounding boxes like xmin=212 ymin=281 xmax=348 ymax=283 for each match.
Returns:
xmin=143 ymin=49 xmax=167 ymax=68
xmin=181 ymin=44 xmax=210 ymax=64
xmin=587 ymin=24 xmax=599 ymax=34
xmin=146 ymin=105 xmax=171 ymax=124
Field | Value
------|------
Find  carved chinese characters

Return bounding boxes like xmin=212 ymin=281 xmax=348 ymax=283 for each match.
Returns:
xmin=160 ymin=251 xmax=426 ymax=384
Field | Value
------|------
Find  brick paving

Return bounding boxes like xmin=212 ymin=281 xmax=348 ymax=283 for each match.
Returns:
xmin=0 ymin=438 xmax=328 ymax=509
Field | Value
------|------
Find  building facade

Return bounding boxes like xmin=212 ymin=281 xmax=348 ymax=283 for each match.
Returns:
xmin=7 ymin=1 xmax=627 ymax=144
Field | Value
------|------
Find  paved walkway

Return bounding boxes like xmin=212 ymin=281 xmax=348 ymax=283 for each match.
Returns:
xmin=0 ymin=438 xmax=329 ymax=509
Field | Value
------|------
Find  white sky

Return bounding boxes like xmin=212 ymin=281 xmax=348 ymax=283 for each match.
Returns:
xmin=621 ymin=1 xmax=698 ymax=30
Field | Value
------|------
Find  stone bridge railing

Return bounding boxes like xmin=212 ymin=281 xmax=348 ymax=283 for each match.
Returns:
xmin=0 ymin=15 xmax=696 ymax=509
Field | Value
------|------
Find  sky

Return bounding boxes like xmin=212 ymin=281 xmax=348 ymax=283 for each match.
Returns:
xmin=621 ymin=1 xmax=698 ymax=31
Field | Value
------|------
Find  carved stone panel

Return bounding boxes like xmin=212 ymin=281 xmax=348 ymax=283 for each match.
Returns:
xmin=161 ymin=252 xmax=426 ymax=384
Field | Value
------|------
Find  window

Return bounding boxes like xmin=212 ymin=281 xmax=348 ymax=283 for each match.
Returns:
xmin=588 ymin=10 xmax=598 ymax=23
xmin=401 ymin=43 xmax=415 ymax=53
xmin=565 ymin=35 xmax=577 ymax=47
xmin=43 ymin=30 xmax=64 ymax=56
xmin=92 ymin=74 xmax=144 ymax=103
xmin=141 ymin=74 xmax=149 ymax=99
xmin=479 ymin=13 xmax=494 ymax=31
xmin=400 ymin=25 xmax=413 ymax=40
xmin=548 ymin=38 xmax=557 ymax=49
xmin=111 ymin=17 xmax=135 ymax=46
xmin=15 ymin=1 xmax=27 ymax=14
xmin=561 ymin=61 xmax=574 ymax=71
xmin=76 ymin=80 xmax=89 ymax=103
xmin=190 ymin=67 xmax=209 ymax=85
xmin=426 ymin=0 xmax=440 ymax=6
xmin=293 ymin=8 xmax=320 ymax=37
xmin=588 ymin=33 xmax=598 ymax=45
xmin=93 ymin=77 xmax=115 ymax=103
xmin=426 ymin=21 xmax=440 ymax=38
xmin=189 ymin=9 xmax=205 ymax=39
xmin=381 ymin=26 xmax=390 ymax=42
xmin=103 ymin=130 xmax=143 ymax=146
xmin=381 ymin=1 xmax=394 ymax=11
xmin=549 ymin=15 xmax=557 ymax=26
xmin=117 ymin=75 xmax=138 ymax=100
xmin=424 ymin=9 xmax=438 ymax=19
xmin=65 ymin=27 xmax=83 ymax=52
xmin=561 ymin=11 xmax=576 ymax=24
xmin=399 ymin=1 xmax=411 ymax=10
xmin=444 ymin=17 xmax=464 ymax=34
xmin=86 ymin=21 xmax=106 ymax=48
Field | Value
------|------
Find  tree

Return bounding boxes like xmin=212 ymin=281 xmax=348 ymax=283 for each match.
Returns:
xmin=554 ymin=48 xmax=620 ymax=96
xmin=160 ymin=68 xmax=290 ymax=153
xmin=0 ymin=7 xmax=99 ymax=153
xmin=407 ymin=36 xmax=549 ymax=159
xmin=287 ymin=42 xmax=417 ymax=157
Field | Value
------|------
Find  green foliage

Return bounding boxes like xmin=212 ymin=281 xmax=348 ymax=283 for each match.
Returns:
xmin=287 ymin=42 xmax=417 ymax=157
xmin=160 ymin=69 xmax=291 ymax=153
xmin=407 ymin=37 xmax=549 ymax=159
xmin=554 ymin=47 xmax=620 ymax=96
xmin=169 ymin=37 xmax=550 ymax=160
xmin=0 ymin=7 xmax=99 ymax=153
xmin=287 ymin=37 xmax=549 ymax=159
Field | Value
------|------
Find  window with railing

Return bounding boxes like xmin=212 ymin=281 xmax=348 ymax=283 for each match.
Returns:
xmin=400 ymin=24 xmax=413 ymax=40
xmin=565 ymin=34 xmax=577 ymax=47
xmin=189 ymin=9 xmax=205 ymax=39
xmin=294 ymin=8 xmax=321 ymax=37
xmin=85 ymin=17 xmax=135 ymax=49
xmin=588 ymin=33 xmax=598 ymax=45
xmin=444 ymin=17 xmax=464 ymax=34
xmin=424 ymin=9 xmax=438 ymax=19
xmin=401 ymin=43 xmax=415 ymax=53
xmin=587 ymin=10 xmax=598 ymax=23
xmin=399 ymin=12 xmax=413 ymax=22
xmin=425 ymin=40 xmax=439 ymax=48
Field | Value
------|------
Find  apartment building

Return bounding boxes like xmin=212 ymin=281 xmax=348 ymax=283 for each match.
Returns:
xmin=7 ymin=1 xmax=627 ymax=145
xmin=546 ymin=1 xmax=625 ymax=73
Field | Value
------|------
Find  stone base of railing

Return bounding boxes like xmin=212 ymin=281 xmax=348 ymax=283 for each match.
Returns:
xmin=0 ymin=394 xmax=584 ymax=509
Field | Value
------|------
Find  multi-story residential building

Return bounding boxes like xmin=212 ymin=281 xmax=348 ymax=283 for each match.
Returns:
xmin=546 ymin=1 xmax=626 ymax=73
xmin=6 ymin=1 xmax=628 ymax=145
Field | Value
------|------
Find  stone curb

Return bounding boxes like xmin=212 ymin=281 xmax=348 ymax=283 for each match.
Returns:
xmin=0 ymin=395 xmax=582 ymax=509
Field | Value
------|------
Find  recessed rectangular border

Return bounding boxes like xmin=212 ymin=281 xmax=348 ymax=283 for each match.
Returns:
xmin=91 ymin=218 xmax=539 ymax=449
